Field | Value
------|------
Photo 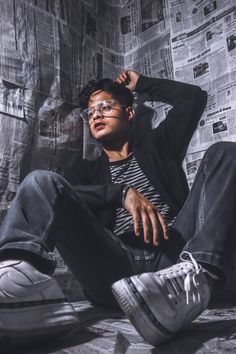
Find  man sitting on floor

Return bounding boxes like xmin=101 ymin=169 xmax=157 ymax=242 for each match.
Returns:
xmin=0 ymin=70 xmax=235 ymax=346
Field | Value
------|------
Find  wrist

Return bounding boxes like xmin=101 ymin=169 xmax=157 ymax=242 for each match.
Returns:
xmin=122 ymin=184 xmax=131 ymax=207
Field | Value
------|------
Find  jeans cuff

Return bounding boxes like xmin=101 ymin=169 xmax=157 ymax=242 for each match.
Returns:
xmin=182 ymin=250 xmax=231 ymax=279
xmin=0 ymin=242 xmax=57 ymax=274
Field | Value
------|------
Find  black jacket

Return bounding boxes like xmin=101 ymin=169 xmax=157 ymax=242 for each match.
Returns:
xmin=65 ymin=75 xmax=207 ymax=230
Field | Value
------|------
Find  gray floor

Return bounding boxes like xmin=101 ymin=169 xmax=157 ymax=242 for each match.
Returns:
xmin=4 ymin=298 xmax=236 ymax=354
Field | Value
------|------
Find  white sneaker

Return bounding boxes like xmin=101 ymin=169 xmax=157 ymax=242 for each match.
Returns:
xmin=0 ymin=260 xmax=79 ymax=341
xmin=112 ymin=252 xmax=213 ymax=346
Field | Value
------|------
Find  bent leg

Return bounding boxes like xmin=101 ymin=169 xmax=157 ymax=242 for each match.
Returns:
xmin=112 ymin=142 xmax=236 ymax=346
xmin=0 ymin=170 xmax=136 ymax=308
xmin=171 ymin=142 xmax=236 ymax=278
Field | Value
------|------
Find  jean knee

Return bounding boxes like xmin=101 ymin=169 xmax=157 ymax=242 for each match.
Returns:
xmin=205 ymin=142 xmax=236 ymax=161
xmin=22 ymin=170 xmax=66 ymax=189
xmin=206 ymin=141 xmax=236 ymax=154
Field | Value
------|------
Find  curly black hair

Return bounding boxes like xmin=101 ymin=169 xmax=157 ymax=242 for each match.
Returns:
xmin=79 ymin=78 xmax=134 ymax=109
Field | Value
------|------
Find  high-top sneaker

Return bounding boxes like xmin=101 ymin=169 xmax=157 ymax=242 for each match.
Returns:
xmin=0 ymin=260 xmax=79 ymax=341
xmin=112 ymin=252 xmax=213 ymax=346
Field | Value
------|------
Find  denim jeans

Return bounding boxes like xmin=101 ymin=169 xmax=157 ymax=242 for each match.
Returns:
xmin=0 ymin=142 xmax=235 ymax=308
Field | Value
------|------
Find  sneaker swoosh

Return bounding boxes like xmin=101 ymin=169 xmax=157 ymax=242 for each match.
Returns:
xmin=0 ymin=272 xmax=63 ymax=301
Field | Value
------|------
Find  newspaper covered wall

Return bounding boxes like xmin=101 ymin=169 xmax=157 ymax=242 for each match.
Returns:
xmin=2 ymin=0 xmax=234 ymax=211
xmin=0 ymin=0 xmax=87 ymax=219
xmin=118 ymin=0 xmax=174 ymax=140
xmin=169 ymin=0 xmax=236 ymax=186
xmin=80 ymin=0 xmax=127 ymax=159
xmin=117 ymin=0 xmax=236 ymax=186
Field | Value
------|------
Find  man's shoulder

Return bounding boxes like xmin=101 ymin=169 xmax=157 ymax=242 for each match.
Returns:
xmin=77 ymin=152 xmax=109 ymax=178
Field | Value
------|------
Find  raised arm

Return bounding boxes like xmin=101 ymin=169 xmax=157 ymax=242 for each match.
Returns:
xmin=117 ymin=70 xmax=207 ymax=159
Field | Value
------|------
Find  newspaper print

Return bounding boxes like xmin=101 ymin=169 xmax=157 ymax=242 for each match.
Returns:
xmin=169 ymin=0 xmax=236 ymax=183
xmin=0 ymin=0 xmax=85 ymax=217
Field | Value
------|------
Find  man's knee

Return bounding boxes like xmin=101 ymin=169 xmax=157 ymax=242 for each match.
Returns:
xmin=21 ymin=170 xmax=66 ymax=188
xmin=205 ymin=142 xmax=236 ymax=162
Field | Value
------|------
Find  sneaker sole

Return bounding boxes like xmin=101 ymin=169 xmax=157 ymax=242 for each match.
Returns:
xmin=0 ymin=301 xmax=78 ymax=343
xmin=112 ymin=278 xmax=173 ymax=346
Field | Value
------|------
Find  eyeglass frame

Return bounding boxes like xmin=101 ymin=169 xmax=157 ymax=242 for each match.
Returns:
xmin=81 ymin=99 xmax=128 ymax=122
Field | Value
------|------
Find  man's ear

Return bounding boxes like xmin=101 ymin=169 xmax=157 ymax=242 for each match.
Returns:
xmin=126 ymin=107 xmax=135 ymax=122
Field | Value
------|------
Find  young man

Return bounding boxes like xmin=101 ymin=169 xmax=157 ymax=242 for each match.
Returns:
xmin=0 ymin=70 xmax=235 ymax=345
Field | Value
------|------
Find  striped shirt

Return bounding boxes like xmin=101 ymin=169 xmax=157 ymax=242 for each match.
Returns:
xmin=109 ymin=153 xmax=175 ymax=236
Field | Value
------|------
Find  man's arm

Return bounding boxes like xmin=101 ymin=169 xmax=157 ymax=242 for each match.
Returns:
xmin=116 ymin=70 xmax=207 ymax=246
xmin=117 ymin=70 xmax=207 ymax=160
xmin=73 ymin=183 xmax=124 ymax=209
xmin=67 ymin=168 xmax=165 ymax=245
xmin=62 ymin=158 xmax=125 ymax=210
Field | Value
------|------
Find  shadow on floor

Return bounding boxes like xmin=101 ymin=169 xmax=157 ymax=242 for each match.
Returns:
xmin=2 ymin=301 xmax=236 ymax=354
xmin=2 ymin=304 xmax=124 ymax=354
xmin=150 ymin=319 xmax=236 ymax=354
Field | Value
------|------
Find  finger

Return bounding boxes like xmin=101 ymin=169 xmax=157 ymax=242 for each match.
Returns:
xmin=121 ymin=70 xmax=128 ymax=77
xmin=141 ymin=210 xmax=151 ymax=243
xmin=132 ymin=209 xmax=141 ymax=236
xmin=115 ymin=77 xmax=122 ymax=84
xmin=158 ymin=212 xmax=168 ymax=240
xmin=122 ymin=72 xmax=128 ymax=81
xmin=116 ymin=72 xmax=125 ymax=83
xmin=116 ymin=77 xmax=126 ymax=86
xmin=120 ymin=73 xmax=129 ymax=85
xmin=148 ymin=210 xmax=159 ymax=246
xmin=119 ymin=74 xmax=125 ymax=82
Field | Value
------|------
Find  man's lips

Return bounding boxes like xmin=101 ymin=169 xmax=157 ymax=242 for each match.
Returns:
xmin=93 ymin=122 xmax=106 ymax=131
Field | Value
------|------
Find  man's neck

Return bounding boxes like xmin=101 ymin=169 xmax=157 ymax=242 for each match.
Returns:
xmin=103 ymin=141 xmax=132 ymax=162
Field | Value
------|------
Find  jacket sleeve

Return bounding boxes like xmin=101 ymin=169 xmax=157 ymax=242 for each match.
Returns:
xmin=135 ymin=75 xmax=207 ymax=159
xmin=62 ymin=158 xmax=124 ymax=210
xmin=73 ymin=183 xmax=124 ymax=209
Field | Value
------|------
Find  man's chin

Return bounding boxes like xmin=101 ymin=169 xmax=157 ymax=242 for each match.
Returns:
xmin=91 ymin=132 xmax=104 ymax=141
xmin=91 ymin=132 xmax=113 ymax=145
xmin=91 ymin=130 xmax=109 ymax=141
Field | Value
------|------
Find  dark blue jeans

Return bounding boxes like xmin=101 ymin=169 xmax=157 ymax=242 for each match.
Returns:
xmin=0 ymin=142 xmax=235 ymax=308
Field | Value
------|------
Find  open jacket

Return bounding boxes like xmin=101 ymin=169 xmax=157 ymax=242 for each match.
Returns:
xmin=64 ymin=75 xmax=207 ymax=230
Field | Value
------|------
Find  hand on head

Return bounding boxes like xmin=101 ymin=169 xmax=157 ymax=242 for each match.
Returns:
xmin=116 ymin=70 xmax=140 ymax=92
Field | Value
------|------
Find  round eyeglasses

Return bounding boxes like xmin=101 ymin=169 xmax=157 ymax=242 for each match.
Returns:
xmin=81 ymin=99 xmax=125 ymax=122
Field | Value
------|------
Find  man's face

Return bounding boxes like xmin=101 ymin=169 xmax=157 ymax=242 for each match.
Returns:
xmin=87 ymin=90 xmax=134 ymax=143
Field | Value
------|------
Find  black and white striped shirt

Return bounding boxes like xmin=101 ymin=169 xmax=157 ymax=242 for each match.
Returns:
xmin=109 ymin=153 xmax=175 ymax=236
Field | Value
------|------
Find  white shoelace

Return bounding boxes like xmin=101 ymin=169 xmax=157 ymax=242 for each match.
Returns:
xmin=180 ymin=251 xmax=219 ymax=305
xmin=180 ymin=251 xmax=202 ymax=305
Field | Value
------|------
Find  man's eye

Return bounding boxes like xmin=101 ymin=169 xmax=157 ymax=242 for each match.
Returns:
xmin=87 ymin=110 xmax=93 ymax=117
xmin=102 ymin=104 xmax=112 ymax=111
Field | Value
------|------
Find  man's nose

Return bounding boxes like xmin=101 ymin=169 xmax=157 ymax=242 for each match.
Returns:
xmin=92 ymin=109 xmax=102 ymax=120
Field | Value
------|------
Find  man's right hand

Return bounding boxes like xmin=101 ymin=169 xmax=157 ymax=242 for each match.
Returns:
xmin=116 ymin=70 xmax=140 ymax=92
xmin=123 ymin=187 xmax=168 ymax=246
